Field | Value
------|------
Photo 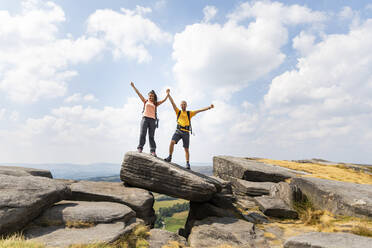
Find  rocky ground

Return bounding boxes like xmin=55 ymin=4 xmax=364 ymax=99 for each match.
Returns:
xmin=1 ymin=153 xmax=371 ymax=247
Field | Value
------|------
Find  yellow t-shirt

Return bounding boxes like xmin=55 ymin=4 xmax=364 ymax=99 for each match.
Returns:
xmin=175 ymin=108 xmax=196 ymax=132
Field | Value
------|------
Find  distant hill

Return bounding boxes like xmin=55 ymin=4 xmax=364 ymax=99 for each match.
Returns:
xmin=0 ymin=162 xmax=213 ymax=181
xmin=0 ymin=162 xmax=121 ymax=180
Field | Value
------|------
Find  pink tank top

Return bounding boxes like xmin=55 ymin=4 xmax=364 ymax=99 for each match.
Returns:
xmin=143 ymin=101 xmax=156 ymax=119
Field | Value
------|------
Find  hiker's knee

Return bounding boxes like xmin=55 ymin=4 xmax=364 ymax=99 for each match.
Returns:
xmin=171 ymin=140 xmax=176 ymax=145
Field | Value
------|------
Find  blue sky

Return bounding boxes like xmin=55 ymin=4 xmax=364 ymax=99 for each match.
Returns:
xmin=0 ymin=0 xmax=371 ymax=164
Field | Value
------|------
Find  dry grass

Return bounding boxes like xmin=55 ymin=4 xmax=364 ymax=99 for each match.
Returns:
xmin=258 ymin=196 xmax=372 ymax=244
xmin=263 ymin=232 xmax=276 ymax=239
xmin=66 ymin=221 xmax=95 ymax=229
xmin=69 ymin=243 xmax=110 ymax=248
xmin=351 ymin=224 xmax=372 ymax=237
xmin=256 ymin=158 xmax=372 ymax=184
xmin=0 ymin=233 xmax=45 ymax=248
xmin=113 ymin=224 xmax=150 ymax=248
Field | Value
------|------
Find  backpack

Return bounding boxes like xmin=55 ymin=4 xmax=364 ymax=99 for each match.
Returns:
xmin=177 ymin=110 xmax=192 ymax=134
xmin=142 ymin=100 xmax=159 ymax=128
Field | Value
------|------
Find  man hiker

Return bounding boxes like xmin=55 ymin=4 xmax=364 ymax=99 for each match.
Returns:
xmin=164 ymin=92 xmax=214 ymax=169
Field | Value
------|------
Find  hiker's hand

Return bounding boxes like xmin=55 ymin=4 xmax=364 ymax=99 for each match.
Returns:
xmin=210 ymin=104 xmax=214 ymax=109
xmin=130 ymin=82 xmax=134 ymax=87
xmin=166 ymin=89 xmax=170 ymax=95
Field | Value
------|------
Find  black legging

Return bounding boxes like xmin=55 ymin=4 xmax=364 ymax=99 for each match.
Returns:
xmin=137 ymin=116 xmax=156 ymax=152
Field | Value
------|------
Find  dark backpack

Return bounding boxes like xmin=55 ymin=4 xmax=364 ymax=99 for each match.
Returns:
xmin=177 ymin=110 xmax=192 ymax=134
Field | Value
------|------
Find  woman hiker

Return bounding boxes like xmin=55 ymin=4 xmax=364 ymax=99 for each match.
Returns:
xmin=130 ymin=81 xmax=169 ymax=157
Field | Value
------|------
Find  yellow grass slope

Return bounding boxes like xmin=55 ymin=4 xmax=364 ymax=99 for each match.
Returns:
xmin=255 ymin=158 xmax=372 ymax=184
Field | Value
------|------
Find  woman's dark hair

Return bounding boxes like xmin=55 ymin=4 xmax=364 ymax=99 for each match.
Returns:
xmin=148 ymin=90 xmax=158 ymax=105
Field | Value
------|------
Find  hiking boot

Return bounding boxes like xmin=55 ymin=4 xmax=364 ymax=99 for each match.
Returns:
xmin=151 ymin=151 xmax=157 ymax=157
xmin=186 ymin=162 xmax=191 ymax=170
xmin=164 ymin=155 xmax=172 ymax=162
xmin=137 ymin=148 xmax=143 ymax=153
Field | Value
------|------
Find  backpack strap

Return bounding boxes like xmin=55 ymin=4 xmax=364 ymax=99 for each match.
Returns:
xmin=187 ymin=111 xmax=192 ymax=134
xmin=142 ymin=100 xmax=148 ymax=113
xmin=177 ymin=110 xmax=181 ymax=120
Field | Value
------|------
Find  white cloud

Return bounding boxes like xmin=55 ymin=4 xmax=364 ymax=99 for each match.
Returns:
xmin=65 ymin=93 xmax=98 ymax=103
xmin=339 ymin=6 xmax=354 ymax=19
xmin=9 ymin=111 xmax=19 ymax=121
xmin=0 ymin=109 xmax=5 ymax=120
xmin=0 ymin=98 xmax=141 ymax=163
xmin=0 ymin=0 xmax=105 ymax=103
xmin=261 ymin=18 xmax=372 ymax=148
xmin=203 ymin=6 xmax=218 ymax=23
xmin=154 ymin=0 xmax=167 ymax=10
xmin=87 ymin=6 xmax=172 ymax=63
xmin=227 ymin=1 xmax=326 ymax=25
xmin=292 ymin=31 xmax=316 ymax=56
xmin=172 ymin=1 xmax=326 ymax=101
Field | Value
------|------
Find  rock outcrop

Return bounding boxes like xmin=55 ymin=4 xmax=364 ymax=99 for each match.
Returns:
xmin=25 ymin=218 xmax=143 ymax=247
xmin=147 ymin=229 xmax=187 ymax=248
xmin=188 ymin=217 xmax=259 ymax=248
xmin=214 ymin=156 xmax=307 ymax=182
xmin=0 ymin=165 xmax=52 ymax=178
xmin=0 ymin=174 xmax=70 ymax=235
xmin=254 ymin=196 xmax=298 ymax=219
xmin=121 ymin=152 xmax=220 ymax=202
xmin=270 ymin=182 xmax=303 ymax=208
xmin=34 ymin=200 xmax=135 ymax=226
xmin=228 ymin=176 xmax=276 ymax=196
xmin=68 ymin=180 xmax=155 ymax=224
xmin=291 ymin=177 xmax=372 ymax=217
xmin=284 ymin=232 xmax=372 ymax=248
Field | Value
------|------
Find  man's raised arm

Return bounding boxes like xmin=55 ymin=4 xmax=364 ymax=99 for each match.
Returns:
xmin=168 ymin=93 xmax=178 ymax=113
xmin=157 ymin=89 xmax=170 ymax=106
xmin=194 ymin=104 xmax=214 ymax=115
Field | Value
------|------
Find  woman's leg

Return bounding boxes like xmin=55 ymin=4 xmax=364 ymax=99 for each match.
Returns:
xmin=137 ymin=117 xmax=148 ymax=150
xmin=148 ymin=118 xmax=157 ymax=152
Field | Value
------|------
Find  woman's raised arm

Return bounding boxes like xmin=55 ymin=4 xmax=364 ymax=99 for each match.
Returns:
xmin=130 ymin=82 xmax=146 ymax=103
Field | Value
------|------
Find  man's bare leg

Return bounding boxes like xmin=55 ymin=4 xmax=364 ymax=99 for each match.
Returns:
xmin=184 ymin=148 xmax=190 ymax=169
xmin=165 ymin=140 xmax=176 ymax=162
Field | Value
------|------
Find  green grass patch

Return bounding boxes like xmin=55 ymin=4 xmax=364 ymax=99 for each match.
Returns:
xmin=164 ymin=211 xmax=188 ymax=233
xmin=172 ymin=211 xmax=188 ymax=220
xmin=153 ymin=199 xmax=188 ymax=212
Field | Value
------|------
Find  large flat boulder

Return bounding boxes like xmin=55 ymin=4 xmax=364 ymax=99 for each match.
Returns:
xmin=25 ymin=218 xmax=143 ymax=247
xmin=34 ymin=201 xmax=135 ymax=226
xmin=120 ymin=152 xmax=220 ymax=202
xmin=67 ymin=181 xmax=155 ymax=224
xmin=188 ymin=217 xmax=255 ymax=248
xmin=0 ymin=175 xmax=70 ymax=235
xmin=254 ymin=196 xmax=298 ymax=219
xmin=147 ymin=229 xmax=187 ymax=248
xmin=227 ymin=176 xmax=276 ymax=196
xmin=270 ymin=182 xmax=303 ymax=208
xmin=291 ymin=177 xmax=372 ymax=217
xmin=284 ymin=232 xmax=372 ymax=248
xmin=214 ymin=156 xmax=306 ymax=182
xmin=0 ymin=165 xmax=52 ymax=178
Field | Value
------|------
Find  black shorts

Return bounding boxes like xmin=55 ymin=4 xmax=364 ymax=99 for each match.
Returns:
xmin=171 ymin=130 xmax=190 ymax=148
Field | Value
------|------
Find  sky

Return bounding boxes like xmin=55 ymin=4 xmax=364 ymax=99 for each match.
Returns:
xmin=0 ymin=0 xmax=371 ymax=165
